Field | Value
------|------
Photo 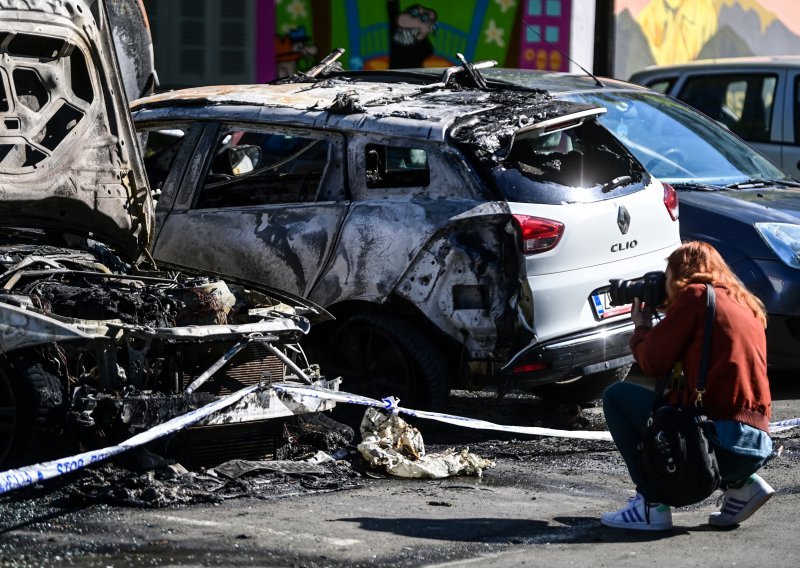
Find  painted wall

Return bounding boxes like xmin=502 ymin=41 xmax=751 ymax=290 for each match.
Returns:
xmin=615 ymin=0 xmax=800 ymax=80
xmin=273 ymin=0 xmax=578 ymax=79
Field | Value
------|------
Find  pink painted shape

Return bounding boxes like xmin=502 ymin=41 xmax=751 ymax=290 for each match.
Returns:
xmin=255 ymin=0 xmax=276 ymax=83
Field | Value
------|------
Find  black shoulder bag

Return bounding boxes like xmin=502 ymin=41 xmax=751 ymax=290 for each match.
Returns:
xmin=636 ymin=284 xmax=722 ymax=507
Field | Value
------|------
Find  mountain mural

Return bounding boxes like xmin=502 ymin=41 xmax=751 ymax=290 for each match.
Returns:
xmin=614 ymin=0 xmax=800 ymax=80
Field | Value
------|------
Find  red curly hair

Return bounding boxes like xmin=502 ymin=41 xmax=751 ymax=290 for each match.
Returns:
xmin=666 ymin=241 xmax=767 ymax=328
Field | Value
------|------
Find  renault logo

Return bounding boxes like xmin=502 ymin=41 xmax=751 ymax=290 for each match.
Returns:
xmin=617 ymin=205 xmax=631 ymax=235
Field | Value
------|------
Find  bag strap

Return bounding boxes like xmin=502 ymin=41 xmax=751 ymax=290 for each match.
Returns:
xmin=696 ymin=284 xmax=716 ymax=406
xmin=653 ymin=284 xmax=716 ymax=404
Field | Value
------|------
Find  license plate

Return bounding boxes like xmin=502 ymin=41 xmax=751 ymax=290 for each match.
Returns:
xmin=590 ymin=289 xmax=632 ymax=320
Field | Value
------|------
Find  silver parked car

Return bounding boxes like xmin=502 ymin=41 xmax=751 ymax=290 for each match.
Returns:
xmin=132 ymin=60 xmax=680 ymax=407
xmin=0 ymin=0 xmax=334 ymax=469
xmin=629 ymin=56 xmax=800 ymax=179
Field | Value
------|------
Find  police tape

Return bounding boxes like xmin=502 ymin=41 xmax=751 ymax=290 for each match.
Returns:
xmin=272 ymin=383 xmax=615 ymax=441
xmin=2 ymin=382 xmax=798 ymax=496
xmin=274 ymin=383 xmax=800 ymax=439
xmin=0 ymin=384 xmax=261 ymax=496
xmin=769 ymin=417 xmax=800 ymax=433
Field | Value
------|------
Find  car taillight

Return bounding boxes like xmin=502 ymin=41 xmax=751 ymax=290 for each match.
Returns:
xmin=663 ymin=182 xmax=679 ymax=221
xmin=512 ymin=214 xmax=564 ymax=255
xmin=512 ymin=362 xmax=550 ymax=374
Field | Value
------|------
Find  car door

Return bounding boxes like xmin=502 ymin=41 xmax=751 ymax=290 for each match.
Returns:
xmin=672 ymin=69 xmax=786 ymax=173
xmin=782 ymin=70 xmax=800 ymax=180
xmin=151 ymin=121 xmax=349 ymax=298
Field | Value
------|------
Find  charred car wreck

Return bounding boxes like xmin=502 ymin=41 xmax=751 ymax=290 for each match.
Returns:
xmin=131 ymin=54 xmax=680 ymax=409
xmin=0 ymin=0 xmax=335 ymax=469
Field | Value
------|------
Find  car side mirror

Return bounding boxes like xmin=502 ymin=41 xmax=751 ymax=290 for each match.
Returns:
xmin=229 ymin=145 xmax=261 ymax=175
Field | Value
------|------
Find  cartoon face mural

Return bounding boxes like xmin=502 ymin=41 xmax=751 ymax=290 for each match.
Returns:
xmin=389 ymin=0 xmax=438 ymax=68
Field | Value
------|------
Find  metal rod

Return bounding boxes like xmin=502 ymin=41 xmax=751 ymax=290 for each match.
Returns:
xmin=184 ymin=339 xmax=251 ymax=394
xmin=262 ymin=342 xmax=313 ymax=385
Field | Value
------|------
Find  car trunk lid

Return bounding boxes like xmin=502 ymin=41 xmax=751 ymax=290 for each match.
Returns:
xmin=0 ymin=0 xmax=152 ymax=262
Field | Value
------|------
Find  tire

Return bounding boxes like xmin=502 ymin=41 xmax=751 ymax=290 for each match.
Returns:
xmin=0 ymin=353 xmax=66 ymax=468
xmin=533 ymin=364 xmax=632 ymax=405
xmin=319 ymin=313 xmax=449 ymax=411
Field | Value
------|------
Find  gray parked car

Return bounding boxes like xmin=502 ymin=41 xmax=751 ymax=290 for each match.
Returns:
xmin=132 ymin=61 xmax=680 ymax=408
xmin=0 ymin=0 xmax=334 ymax=469
xmin=629 ymin=56 xmax=800 ymax=179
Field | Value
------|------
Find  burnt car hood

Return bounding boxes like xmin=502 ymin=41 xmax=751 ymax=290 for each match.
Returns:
xmin=0 ymin=0 xmax=152 ymax=262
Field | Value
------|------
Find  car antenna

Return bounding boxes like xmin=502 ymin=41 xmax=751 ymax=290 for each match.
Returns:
xmin=521 ymin=21 xmax=604 ymax=87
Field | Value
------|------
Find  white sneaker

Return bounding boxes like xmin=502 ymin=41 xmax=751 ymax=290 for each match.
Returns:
xmin=601 ymin=493 xmax=673 ymax=531
xmin=709 ymin=474 xmax=775 ymax=527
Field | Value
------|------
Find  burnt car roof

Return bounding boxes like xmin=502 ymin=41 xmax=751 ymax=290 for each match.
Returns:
xmin=0 ymin=0 xmax=153 ymax=262
xmin=131 ymin=76 xmax=604 ymax=156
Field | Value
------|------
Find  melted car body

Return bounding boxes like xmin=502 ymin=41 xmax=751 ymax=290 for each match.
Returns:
xmin=132 ymin=65 xmax=681 ymax=406
xmin=0 ymin=0 xmax=334 ymax=468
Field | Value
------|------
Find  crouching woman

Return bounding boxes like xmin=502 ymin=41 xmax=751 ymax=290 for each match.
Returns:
xmin=601 ymin=241 xmax=774 ymax=531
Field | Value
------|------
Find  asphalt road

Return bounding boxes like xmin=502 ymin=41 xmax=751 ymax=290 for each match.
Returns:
xmin=1 ymin=370 xmax=799 ymax=567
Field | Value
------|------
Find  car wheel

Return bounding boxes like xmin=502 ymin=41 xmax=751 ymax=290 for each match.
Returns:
xmin=320 ymin=313 xmax=449 ymax=410
xmin=533 ymin=364 xmax=631 ymax=405
xmin=0 ymin=353 xmax=66 ymax=468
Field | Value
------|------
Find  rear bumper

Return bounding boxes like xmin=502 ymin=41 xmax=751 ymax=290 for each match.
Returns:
xmin=501 ymin=319 xmax=636 ymax=388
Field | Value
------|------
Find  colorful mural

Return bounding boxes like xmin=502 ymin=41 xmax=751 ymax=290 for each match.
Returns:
xmin=615 ymin=0 xmax=800 ymax=80
xmin=518 ymin=0 xmax=571 ymax=71
xmin=274 ymin=0 xmax=319 ymax=77
xmin=329 ymin=0 xmax=520 ymax=71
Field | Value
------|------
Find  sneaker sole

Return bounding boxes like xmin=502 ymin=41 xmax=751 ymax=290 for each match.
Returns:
xmin=709 ymin=489 xmax=775 ymax=527
xmin=600 ymin=517 xmax=673 ymax=531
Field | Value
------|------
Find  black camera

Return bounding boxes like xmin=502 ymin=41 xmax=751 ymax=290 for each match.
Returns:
xmin=608 ymin=271 xmax=667 ymax=307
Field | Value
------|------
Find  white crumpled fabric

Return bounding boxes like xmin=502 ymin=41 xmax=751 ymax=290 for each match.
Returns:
xmin=357 ymin=407 xmax=495 ymax=478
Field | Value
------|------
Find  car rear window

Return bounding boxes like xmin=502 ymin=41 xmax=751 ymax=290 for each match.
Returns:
xmin=488 ymin=120 xmax=647 ymax=205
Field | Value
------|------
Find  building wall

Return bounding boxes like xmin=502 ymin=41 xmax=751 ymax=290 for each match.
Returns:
xmin=145 ymin=0 xmax=600 ymax=89
xmin=614 ymin=0 xmax=800 ymax=80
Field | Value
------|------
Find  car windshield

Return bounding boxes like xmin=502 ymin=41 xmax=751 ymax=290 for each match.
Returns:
xmin=561 ymin=91 xmax=791 ymax=187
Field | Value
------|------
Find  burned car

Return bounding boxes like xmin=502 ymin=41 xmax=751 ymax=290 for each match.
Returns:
xmin=0 ymin=1 xmax=335 ymax=469
xmin=131 ymin=58 xmax=680 ymax=409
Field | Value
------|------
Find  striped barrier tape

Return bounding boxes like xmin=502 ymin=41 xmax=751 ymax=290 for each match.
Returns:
xmin=1 ymin=382 xmax=797 ymax=496
xmin=273 ymin=384 xmax=800 ymax=438
xmin=0 ymin=384 xmax=261 ymax=496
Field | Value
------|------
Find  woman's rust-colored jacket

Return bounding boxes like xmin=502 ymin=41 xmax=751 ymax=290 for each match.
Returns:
xmin=631 ymin=283 xmax=771 ymax=432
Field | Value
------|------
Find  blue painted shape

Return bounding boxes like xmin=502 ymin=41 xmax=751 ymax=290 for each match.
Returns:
xmin=465 ymin=0 xmax=490 ymax=60
xmin=345 ymin=0 xmax=362 ymax=61
xmin=528 ymin=0 xmax=542 ymax=16
xmin=546 ymin=0 xmax=561 ymax=16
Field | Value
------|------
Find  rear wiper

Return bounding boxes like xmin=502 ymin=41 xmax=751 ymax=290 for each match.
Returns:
xmin=725 ymin=178 xmax=800 ymax=189
xmin=601 ymin=176 xmax=632 ymax=193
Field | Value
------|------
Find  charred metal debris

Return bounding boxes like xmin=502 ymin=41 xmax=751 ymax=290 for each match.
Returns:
xmin=0 ymin=229 xmax=333 ymax=468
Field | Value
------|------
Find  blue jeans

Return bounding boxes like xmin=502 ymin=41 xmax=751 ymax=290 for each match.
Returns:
xmin=602 ymin=382 xmax=768 ymax=495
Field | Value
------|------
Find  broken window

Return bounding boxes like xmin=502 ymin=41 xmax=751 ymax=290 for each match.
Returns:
xmin=195 ymin=129 xmax=330 ymax=209
xmin=365 ymin=144 xmax=430 ymax=188
xmin=491 ymin=120 xmax=645 ymax=205
xmin=140 ymin=127 xmax=188 ymax=202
